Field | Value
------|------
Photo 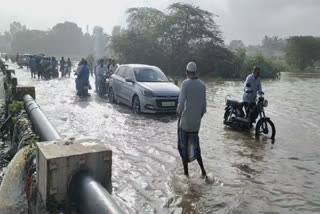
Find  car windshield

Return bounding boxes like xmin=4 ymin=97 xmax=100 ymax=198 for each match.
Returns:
xmin=134 ymin=67 xmax=169 ymax=82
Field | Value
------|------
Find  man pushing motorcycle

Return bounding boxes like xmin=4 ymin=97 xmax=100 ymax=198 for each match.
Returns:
xmin=224 ymin=65 xmax=276 ymax=139
xmin=243 ymin=66 xmax=264 ymax=118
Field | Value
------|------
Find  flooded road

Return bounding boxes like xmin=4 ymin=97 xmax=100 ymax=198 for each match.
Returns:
xmin=9 ymin=63 xmax=320 ymax=213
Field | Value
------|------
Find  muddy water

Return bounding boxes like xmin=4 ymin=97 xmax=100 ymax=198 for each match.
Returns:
xmin=9 ymin=64 xmax=320 ymax=214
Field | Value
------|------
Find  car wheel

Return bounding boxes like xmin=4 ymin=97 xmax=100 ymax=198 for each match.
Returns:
xmin=109 ymin=88 xmax=116 ymax=103
xmin=132 ymin=95 xmax=141 ymax=113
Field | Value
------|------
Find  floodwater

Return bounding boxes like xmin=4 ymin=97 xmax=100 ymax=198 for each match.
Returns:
xmin=8 ymin=63 xmax=320 ymax=213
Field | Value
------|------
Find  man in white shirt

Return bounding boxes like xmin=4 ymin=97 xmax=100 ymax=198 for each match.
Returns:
xmin=108 ymin=59 xmax=118 ymax=76
xmin=243 ymin=66 xmax=264 ymax=118
xmin=177 ymin=62 xmax=207 ymax=177
xmin=95 ymin=59 xmax=106 ymax=93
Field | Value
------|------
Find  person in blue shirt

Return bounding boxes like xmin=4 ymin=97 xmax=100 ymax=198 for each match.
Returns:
xmin=51 ymin=57 xmax=58 ymax=68
xmin=77 ymin=60 xmax=90 ymax=97
xmin=29 ymin=56 xmax=36 ymax=78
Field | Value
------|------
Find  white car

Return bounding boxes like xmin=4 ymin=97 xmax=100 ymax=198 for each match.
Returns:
xmin=108 ymin=64 xmax=180 ymax=113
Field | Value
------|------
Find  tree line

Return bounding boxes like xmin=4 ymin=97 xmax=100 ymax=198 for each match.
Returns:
xmin=229 ymin=35 xmax=320 ymax=73
xmin=1 ymin=3 xmax=319 ymax=78
xmin=2 ymin=21 xmax=91 ymax=57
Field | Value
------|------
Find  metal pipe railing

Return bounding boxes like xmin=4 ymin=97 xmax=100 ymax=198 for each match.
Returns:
xmin=23 ymin=94 xmax=62 ymax=141
xmin=23 ymin=94 xmax=125 ymax=214
xmin=69 ymin=171 xmax=125 ymax=214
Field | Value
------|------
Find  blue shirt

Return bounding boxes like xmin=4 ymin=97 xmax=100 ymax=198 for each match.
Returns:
xmin=52 ymin=59 xmax=58 ymax=67
xmin=29 ymin=58 xmax=36 ymax=68
xmin=79 ymin=65 xmax=90 ymax=82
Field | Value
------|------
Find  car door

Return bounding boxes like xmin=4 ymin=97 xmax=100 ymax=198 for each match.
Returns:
xmin=111 ymin=66 xmax=126 ymax=101
xmin=122 ymin=67 xmax=136 ymax=106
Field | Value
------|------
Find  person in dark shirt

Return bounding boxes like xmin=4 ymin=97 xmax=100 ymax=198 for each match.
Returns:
xmin=67 ymin=58 xmax=72 ymax=77
xmin=60 ymin=57 xmax=66 ymax=76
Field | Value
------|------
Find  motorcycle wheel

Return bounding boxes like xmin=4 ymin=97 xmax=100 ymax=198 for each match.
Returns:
xmin=255 ymin=119 xmax=276 ymax=139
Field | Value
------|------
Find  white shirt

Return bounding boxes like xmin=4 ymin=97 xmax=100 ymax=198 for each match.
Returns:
xmin=177 ymin=79 xmax=207 ymax=132
xmin=108 ymin=64 xmax=118 ymax=74
xmin=242 ymin=74 xmax=262 ymax=103
xmin=96 ymin=64 xmax=106 ymax=77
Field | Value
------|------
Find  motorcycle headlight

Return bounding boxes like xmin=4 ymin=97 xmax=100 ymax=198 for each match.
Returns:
xmin=142 ymin=90 xmax=155 ymax=97
xmin=263 ymin=100 xmax=268 ymax=107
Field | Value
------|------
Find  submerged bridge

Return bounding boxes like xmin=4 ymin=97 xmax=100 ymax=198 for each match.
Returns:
xmin=0 ymin=59 xmax=125 ymax=214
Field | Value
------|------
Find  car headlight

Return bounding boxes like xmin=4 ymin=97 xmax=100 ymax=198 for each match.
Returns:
xmin=263 ymin=100 xmax=268 ymax=107
xmin=142 ymin=90 xmax=155 ymax=97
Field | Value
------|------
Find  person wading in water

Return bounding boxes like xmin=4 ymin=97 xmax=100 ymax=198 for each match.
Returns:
xmin=177 ymin=62 xmax=207 ymax=177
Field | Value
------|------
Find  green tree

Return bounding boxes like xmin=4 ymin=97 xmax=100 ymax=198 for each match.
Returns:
xmin=111 ymin=7 xmax=166 ymax=67
xmin=11 ymin=30 xmax=47 ymax=54
xmin=9 ymin=22 xmax=26 ymax=37
xmin=162 ymin=3 xmax=222 ymax=74
xmin=126 ymin=7 xmax=164 ymax=33
xmin=8 ymin=21 xmax=27 ymax=52
xmin=111 ymin=3 xmax=225 ymax=76
xmin=261 ymin=36 xmax=286 ymax=58
xmin=9 ymin=21 xmax=95 ymax=58
xmin=285 ymin=36 xmax=320 ymax=71
xmin=229 ymin=40 xmax=246 ymax=52
xmin=48 ymin=22 xmax=84 ymax=56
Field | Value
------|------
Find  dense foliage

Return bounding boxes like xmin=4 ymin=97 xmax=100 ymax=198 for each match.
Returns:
xmin=111 ymin=3 xmax=279 ymax=78
xmin=2 ymin=21 xmax=103 ymax=58
xmin=285 ymin=36 xmax=320 ymax=71
xmin=1 ymin=4 xmax=285 ymax=78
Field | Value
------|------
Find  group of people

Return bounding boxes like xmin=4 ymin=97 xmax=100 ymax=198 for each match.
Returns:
xmin=8 ymin=51 xmax=263 ymax=178
xmin=177 ymin=63 xmax=263 ymax=178
xmin=58 ymin=57 xmax=73 ymax=78
xmin=93 ymin=58 xmax=118 ymax=94
xmin=29 ymin=56 xmax=72 ymax=79
xmin=12 ymin=54 xmax=73 ymax=80
xmin=74 ymin=57 xmax=119 ymax=97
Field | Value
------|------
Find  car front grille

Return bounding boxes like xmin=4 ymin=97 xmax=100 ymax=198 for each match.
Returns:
xmin=156 ymin=99 xmax=178 ymax=109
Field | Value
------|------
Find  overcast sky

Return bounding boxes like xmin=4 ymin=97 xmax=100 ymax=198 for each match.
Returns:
xmin=0 ymin=0 xmax=319 ymax=45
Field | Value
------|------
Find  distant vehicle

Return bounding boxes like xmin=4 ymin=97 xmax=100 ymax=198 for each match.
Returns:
xmin=108 ymin=64 xmax=180 ymax=113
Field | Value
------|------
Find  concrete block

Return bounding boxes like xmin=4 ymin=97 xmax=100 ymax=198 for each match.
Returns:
xmin=16 ymin=85 xmax=35 ymax=101
xmin=36 ymin=139 xmax=112 ymax=208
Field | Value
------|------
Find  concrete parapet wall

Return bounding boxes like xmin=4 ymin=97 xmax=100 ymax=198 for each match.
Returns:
xmin=36 ymin=139 xmax=112 ymax=211
xmin=16 ymin=86 xmax=35 ymax=101
xmin=1 ymin=60 xmax=119 ymax=214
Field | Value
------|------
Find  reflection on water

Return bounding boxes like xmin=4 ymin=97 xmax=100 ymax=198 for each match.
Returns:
xmin=10 ymin=65 xmax=320 ymax=213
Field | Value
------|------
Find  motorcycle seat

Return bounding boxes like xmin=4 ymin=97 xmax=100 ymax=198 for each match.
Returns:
xmin=226 ymin=99 xmax=245 ymax=108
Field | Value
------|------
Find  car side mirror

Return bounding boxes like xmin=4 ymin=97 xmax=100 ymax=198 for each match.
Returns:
xmin=125 ymin=78 xmax=135 ymax=83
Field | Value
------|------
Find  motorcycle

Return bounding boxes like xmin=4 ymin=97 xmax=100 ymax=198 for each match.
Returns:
xmin=75 ymin=72 xmax=90 ymax=97
xmin=223 ymin=94 xmax=276 ymax=139
xmin=97 ymin=73 xmax=112 ymax=96
xmin=96 ymin=75 xmax=108 ymax=96
xmin=42 ymin=64 xmax=59 ymax=80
